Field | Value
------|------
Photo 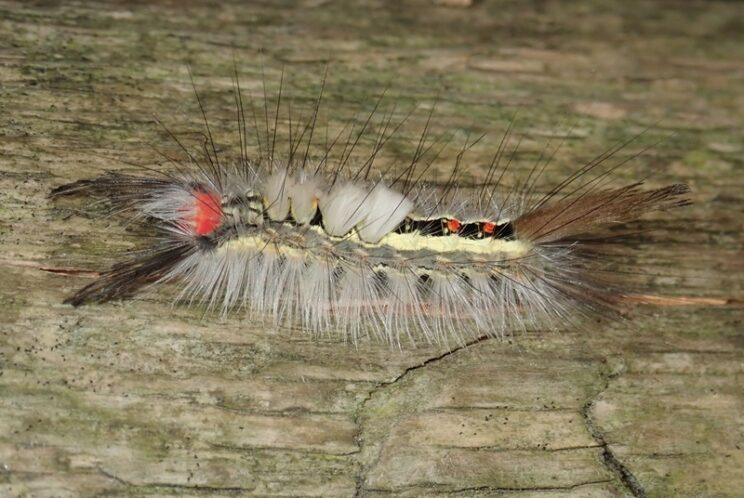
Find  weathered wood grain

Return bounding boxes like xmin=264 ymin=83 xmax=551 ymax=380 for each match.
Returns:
xmin=0 ymin=1 xmax=742 ymax=496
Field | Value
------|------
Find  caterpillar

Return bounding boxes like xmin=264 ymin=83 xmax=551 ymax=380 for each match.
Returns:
xmin=50 ymin=70 xmax=691 ymax=348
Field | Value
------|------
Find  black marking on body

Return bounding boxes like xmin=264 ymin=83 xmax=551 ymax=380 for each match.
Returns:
xmin=220 ymin=190 xmax=516 ymax=246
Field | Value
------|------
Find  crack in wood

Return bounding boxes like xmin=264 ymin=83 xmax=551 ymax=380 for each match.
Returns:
xmin=365 ymin=478 xmax=615 ymax=494
xmin=581 ymin=362 xmax=647 ymax=498
xmin=97 ymin=467 xmax=254 ymax=494
xmin=208 ymin=442 xmax=360 ymax=457
xmin=350 ymin=346 xmax=653 ymax=496
xmin=353 ymin=334 xmax=494 ymax=497
xmin=429 ymin=443 xmax=603 ymax=452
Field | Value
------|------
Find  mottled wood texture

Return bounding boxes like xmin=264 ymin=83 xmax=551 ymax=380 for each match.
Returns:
xmin=1 ymin=1 xmax=742 ymax=496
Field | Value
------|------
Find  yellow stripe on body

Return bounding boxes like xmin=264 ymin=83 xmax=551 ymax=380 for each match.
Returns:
xmin=218 ymin=225 xmax=531 ymax=259
xmin=368 ymin=230 xmax=529 ymax=256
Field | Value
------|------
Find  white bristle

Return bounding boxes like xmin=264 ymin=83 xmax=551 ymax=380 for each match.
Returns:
xmin=318 ymin=182 xmax=371 ymax=237
xmin=289 ymin=175 xmax=323 ymax=224
xmin=262 ymin=169 xmax=293 ymax=221
xmin=356 ymin=183 xmax=413 ymax=243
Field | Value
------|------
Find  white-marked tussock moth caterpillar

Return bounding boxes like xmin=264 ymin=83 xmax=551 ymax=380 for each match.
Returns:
xmin=51 ymin=69 xmax=691 ymax=348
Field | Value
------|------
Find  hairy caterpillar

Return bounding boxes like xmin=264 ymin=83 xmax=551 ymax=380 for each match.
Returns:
xmin=50 ymin=70 xmax=690 ymax=347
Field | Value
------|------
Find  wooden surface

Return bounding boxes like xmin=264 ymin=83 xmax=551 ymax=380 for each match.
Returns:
xmin=1 ymin=1 xmax=742 ymax=496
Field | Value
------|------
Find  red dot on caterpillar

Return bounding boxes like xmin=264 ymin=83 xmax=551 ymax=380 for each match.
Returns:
xmin=446 ymin=218 xmax=462 ymax=233
xmin=482 ymin=222 xmax=496 ymax=234
xmin=191 ymin=190 xmax=222 ymax=236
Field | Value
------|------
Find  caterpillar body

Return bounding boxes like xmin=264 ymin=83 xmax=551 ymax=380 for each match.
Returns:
xmin=51 ymin=75 xmax=690 ymax=347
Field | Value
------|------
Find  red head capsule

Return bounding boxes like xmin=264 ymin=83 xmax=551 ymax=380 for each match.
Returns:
xmin=191 ymin=190 xmax=222 ymax=236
